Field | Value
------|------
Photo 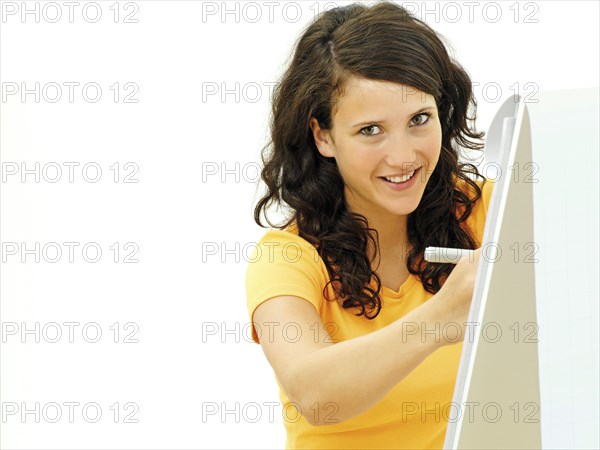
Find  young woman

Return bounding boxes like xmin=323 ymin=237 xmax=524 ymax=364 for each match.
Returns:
xmin=245 ymin=1 xmax=493 ymax=449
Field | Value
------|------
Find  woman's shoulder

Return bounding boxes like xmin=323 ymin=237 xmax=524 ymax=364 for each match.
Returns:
xmin=245 ymin=221 xmax=329 ymax=345
xmin=254 ymin=220 xmax=310 ymax=247
xmin=474 ymin=175 xmax=495 ymax=216
xmin=455 ymin=174 xmax=496 ymax=246
xmin=249 ymin=220 xmax=324 ymax=268
xmin=455 ymin=174 xmax=495 ymax=211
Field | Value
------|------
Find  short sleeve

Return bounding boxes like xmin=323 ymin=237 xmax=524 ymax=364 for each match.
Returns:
xmin=245 ymin=230 xmax=326 ymax=344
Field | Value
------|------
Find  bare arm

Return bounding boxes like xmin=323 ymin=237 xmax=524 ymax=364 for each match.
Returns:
xmin=253 ymin=290 xmax=451 ymax=426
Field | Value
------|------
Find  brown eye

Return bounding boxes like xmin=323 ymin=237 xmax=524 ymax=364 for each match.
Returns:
xmin=359 ymin=125 xmax=383 ymax=138
xmin=411 ymin=113 xmax=431 ymax=127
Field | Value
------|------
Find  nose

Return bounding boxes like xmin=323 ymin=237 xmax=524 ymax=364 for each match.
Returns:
xmin=383 ymin=130 xmax=418 ymax=171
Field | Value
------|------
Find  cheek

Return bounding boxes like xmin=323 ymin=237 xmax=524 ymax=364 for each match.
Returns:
xmin=423 ymin=128 xmax=443 ymax=158
xmin=338 ymin=142 xmax=376 ymax=175
xmin=416 ymin=130 xmax=442 ymax=176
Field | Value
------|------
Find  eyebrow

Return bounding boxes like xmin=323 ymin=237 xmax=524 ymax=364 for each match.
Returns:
xmin=350 ymin=106 xmax=436 ymax=128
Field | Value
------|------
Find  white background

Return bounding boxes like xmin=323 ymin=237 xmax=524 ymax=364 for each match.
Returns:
xmin=1 ymin=1 xmax=599 ymax=449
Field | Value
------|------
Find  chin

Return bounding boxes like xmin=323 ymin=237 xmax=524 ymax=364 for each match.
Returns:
xmin=387 ymin=203 xmax=419 ymax=216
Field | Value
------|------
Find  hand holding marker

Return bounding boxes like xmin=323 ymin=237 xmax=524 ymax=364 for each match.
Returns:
xmin=425 ymin=246 xmax=482 ymax=347
xmin=424 ymin=246 xmax=476 ymax=264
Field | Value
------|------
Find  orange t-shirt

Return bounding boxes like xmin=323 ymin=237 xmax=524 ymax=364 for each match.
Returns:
xmin=245 ymin=177 xmax=494 ymax=449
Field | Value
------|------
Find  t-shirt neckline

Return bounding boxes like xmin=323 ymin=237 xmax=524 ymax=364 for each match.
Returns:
xmin=381 ymin=273 xmax=419 ymax=299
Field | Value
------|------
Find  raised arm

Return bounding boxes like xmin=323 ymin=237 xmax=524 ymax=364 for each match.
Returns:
xmin=253 ymin=246 xmax=482 ymax=426
xmin=253 ymin=291 xmax=450 ymax=426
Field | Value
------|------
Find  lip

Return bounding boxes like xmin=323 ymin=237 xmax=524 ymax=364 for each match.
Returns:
xmin=381 ymin=167 xmax=420 ymax=178
xmin=379 ymin=167 xmax=421 ymax=191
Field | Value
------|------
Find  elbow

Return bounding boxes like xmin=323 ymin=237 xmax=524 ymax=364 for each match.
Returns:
xmin=286 ymin=381 xmax=336 ymax=427
xmin=299 ymin=398 xmax=344 ymax=427
xmin=292 ymin=392 xmax=345 ymax=427
xmin=285 ymin=364 xmax=346 ymax=427
xmin=285 ymin=388 xmax=320 ymax=426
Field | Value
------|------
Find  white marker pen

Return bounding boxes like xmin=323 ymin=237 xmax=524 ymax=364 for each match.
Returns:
xmin=424 ymin=246 xmax=475 ymax=264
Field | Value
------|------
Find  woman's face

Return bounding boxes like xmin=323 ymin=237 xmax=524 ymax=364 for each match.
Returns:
xmin=310 ymin=76 xmax=442 ymax=220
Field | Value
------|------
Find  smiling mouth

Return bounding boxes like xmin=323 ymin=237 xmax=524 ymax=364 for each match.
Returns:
xmin=379 ymin=167 xmax=420 ymax=184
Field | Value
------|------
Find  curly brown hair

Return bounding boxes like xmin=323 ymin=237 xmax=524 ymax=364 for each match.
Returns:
xmin=253 ymin=0 xmax=487 ymax=319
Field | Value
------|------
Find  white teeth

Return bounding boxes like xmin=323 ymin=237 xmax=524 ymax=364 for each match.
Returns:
xmin=383 ymin=170 xmax=415 ymax=183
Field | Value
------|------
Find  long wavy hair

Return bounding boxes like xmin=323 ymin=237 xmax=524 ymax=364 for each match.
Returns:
xmin=253 ymin=0 xmax=487 ymax=319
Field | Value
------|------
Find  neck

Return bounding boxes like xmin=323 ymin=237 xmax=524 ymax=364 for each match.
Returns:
xmin=363 ymin=213 xmax=411 ymax=267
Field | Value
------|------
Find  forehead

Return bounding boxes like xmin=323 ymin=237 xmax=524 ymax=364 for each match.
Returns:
xmin=333 ymin=77 xmax=435 ymax=121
